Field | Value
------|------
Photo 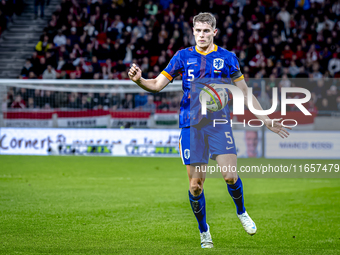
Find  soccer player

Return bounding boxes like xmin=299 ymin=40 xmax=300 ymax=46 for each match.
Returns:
xmin=128 ymin=12 xmax=290 ymax=248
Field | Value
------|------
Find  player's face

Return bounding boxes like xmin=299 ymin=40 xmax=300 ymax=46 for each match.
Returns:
xmin=193 ymin=22 xmax=217 ymax=49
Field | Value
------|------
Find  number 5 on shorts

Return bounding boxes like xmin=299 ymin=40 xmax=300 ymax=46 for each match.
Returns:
xmin=225 ymin=132 xmax=233 ymax=144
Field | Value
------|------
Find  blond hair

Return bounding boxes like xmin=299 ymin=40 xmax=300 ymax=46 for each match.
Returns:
xmin=193 ymin=12 xmax=216 ymax=29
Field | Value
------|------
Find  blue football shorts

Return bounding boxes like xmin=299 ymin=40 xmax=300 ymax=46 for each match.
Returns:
xmin=179 ymin=120 xmax=237 ymax=165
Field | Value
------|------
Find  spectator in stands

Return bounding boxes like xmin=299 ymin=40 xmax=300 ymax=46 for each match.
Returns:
xmin=83 ymin=20 xmax=96 ymax=37
xmin=132 ymin=20 xmax=146 ymax=40
xmin=19 ymin=88 xmax=29 ymax=103
xmin=35 ymin=35 xmax=53 ymax=53
xmin=42 ymin=90 xmax=55 ymax=109
xmin=27 ymin=98 xmax=36 ymax=109
xmin=53 ymin=30 xmax=67 ymax=46
xmin=33 ymin=89 xmax=41 ymax=108
xmin=11 ymin=95 xmax=26 ymax=109
xmin=278 ymin=74 xmax=291 ymax=88
xmin=33 ymin=57 xmax=47 ymax=77
xmin=313 ymin=79 xmax=327 ymax=108
xmin=45 ymin=51 xmax=57 ymax=68
xmin=58 ymin=70 xmax=68 ymax=79
xmin=56 ymin=56 xmax=65 ymax=71
xmin=74 ymin=65 xmax=82 ymax=78
xmin=145 ymin=1 xmax=158 ymax=15
xmin=140 ymin=57 xmax=149 ymax=73
xmin=111 ymin=15 xmax=124 ymax=37
xmin=20 ymin=59 xmax=33 ymax=77
xmin=295 ymin=66 xmax=309 ymax=79
xmin=326 ymin=85 xmax=339 ymax=111
xmin=72 ymin=43 xmax=83 ymax=58
xmin=34 ymin=0 xmax=45 ymax=19
xmin=42 ymin=65 xmax=57 ymax=79
xmin=96 ymin=38 xmax=111 ymax=60
xmin=57 ymin=45 xmax=69 ymax=60
xmin=82 ymin=43 xmax=94 ymax=61
xmin=79 ymin=30 xmax=91 ymax=49
xmin=69 ymin=27 xmax=80 ymax=46
xmin=288 ymin=61 xmax=300 ymax=77
xmin=27 ymin=71 xmax=36 ymax=79
xmin=109 ymin=90 xmax=120 ymax=111
xmin=97 ymin=93 xmax=110 ymax=110
xmin=157 ymin=97 xmax=170 ymax=111
xmin=101 ymin=65 xmax=111 ymax=80
xmin=121 ymin=94 xmax=135 ymax=109
xmin=328 ymin=54 xmax=340 ymax=76
xmin=68 ymin=71 xmax=76 ymax=79
xmin=135 ymin=92 xmax=148 ymax=108
xmin=111 ymin=42 xmax=126 ymax=62
xmin=99 ymin=13 xmax=110 ymax=33
xmin=169 ymin=95 xmax=180 ymax=111
xmin=46 ymin=14 xmax=58 ymax=33
xmin=65 ymin=38 xmax=73 ymax=53
xmin=68 ymin=93 xmax=80 ymax=108
xmin=142 ymin=95 xmax=156 ymax=113
xmin=80 ymin=61 xmax=93 ymax=79
xmin=91 ymin=56 xmax=101 ymax=74
xmin=80 ymin=95 xmax=92 ymax=109
xmin=318 ymin=98 xmax=331 ymax=111
xmin=311 ymin=62 xmax=323 ymax=80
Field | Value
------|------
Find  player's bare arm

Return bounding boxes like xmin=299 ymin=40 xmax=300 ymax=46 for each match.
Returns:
xmin=128 ymin=63 xmax=170 ymax=93
xmin=235 ymin=79 xmax=291 ymax=138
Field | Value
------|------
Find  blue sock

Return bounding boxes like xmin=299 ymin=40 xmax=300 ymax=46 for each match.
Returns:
xmin=227 ymin=177 xmax=246 ymax=215
xmin=189 ymin=190 xmax=208 ymax=233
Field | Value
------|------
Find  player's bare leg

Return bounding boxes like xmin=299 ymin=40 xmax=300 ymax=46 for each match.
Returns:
xmin=216 ymin=154 xmax=257 ymax=235
xmin=216 ymin=154 xmax=238 ymax=184
xmin=187 ymin=164 xmax=213 ymax=248
xmin=187 ymin=164 xmax=206 ymax=195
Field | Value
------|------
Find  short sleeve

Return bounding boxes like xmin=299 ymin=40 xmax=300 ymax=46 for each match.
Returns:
xmin=161 ymin=51 xmax=184 ymax=82
xmin=229 ymin=53 xmax=244 ymax=82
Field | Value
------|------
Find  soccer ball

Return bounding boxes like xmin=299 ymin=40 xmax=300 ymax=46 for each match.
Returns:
xmin=199 ymin=83 xmax=228 ymax=112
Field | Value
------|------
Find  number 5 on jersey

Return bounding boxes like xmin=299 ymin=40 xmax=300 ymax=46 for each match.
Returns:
xmin=188 ymin=69 xmax=194 ymax=81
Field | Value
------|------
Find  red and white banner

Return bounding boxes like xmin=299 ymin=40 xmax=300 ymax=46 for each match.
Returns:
xmin=4 ymin=112 xmax=54 ymax=127
xmin=3 ymin=110 xmax=152 ymax=128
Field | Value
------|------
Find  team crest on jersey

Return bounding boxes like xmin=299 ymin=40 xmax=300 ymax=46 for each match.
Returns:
xmin=213 ymin=58 xmax=224 ymax=70
xmin=184 ymin=149 xmax=190 ymax=159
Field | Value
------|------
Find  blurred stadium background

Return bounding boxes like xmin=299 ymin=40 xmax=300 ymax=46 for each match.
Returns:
xmin=0 ymin=0 xmax=339 ymax=157
xmin=0 ymin=0 xmax=340 ymax=254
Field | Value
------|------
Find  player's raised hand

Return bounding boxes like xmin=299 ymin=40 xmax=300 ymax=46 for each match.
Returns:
xmin=128 ymin=63 xmax=142 ymax=82
xmin=265 ymin=118 xmax=291 ymax=139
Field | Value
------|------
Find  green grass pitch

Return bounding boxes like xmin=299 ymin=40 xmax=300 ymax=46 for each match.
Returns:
xmin=0 ymin=156 xmax=339 ymax=254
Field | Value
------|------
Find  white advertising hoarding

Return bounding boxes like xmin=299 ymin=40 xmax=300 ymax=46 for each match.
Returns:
xmin=1 ymin=128 xmax=338 ymax=159
xmin=0 ymin=128 xmax=262 ymax=158
xmin=0 ymin=128 xmax=180 ymax=156
xmin=265 ymin=131 xmax=340 ymax=159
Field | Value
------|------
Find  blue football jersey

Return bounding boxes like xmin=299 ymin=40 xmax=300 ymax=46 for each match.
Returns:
xmin=162 ymin=45 xmax=244 ymax=128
